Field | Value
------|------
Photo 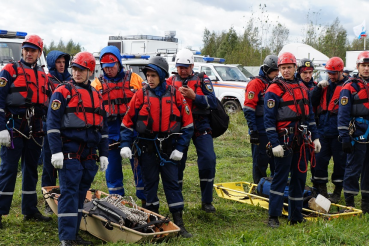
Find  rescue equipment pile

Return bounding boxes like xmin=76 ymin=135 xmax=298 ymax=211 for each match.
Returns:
xmin=42 ymin=186 xmax=180 ymax=243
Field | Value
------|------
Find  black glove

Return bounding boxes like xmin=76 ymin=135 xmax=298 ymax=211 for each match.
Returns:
xmin=250 ymin=130 xmax=259 ymax=144
xmin=342 ymin=142 xmax=354 ymax=154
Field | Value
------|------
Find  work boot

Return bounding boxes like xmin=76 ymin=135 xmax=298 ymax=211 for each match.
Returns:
xmin=317 ymin=183 xmax=329 ymax=198
xmin=268 ymin=216 xmax=280 ymax=228
xmin=24 ymin=211 xmax=52 ymax=222
xmin=44 ymin=201 xmax=53 ymax=215
xmin=345 ymin=195 xmax=355 ymax=207
xmin=141 ymin=200 xmax=146 ymax=209
xmin=72 ymin=234 xmax=93 ymax=245
xmin=60 ymin=240 xmax=74 ymax=246
xmin=172 ymin=211 xmax=192 ymax=238
xmin=361 ymin=199 xmax=369 ymax=214
xmin=0 ymin=215 xmax=2 ymax=229
xmin=289 ymin=218 xmax=306 ymax=225
xmin=329 ymin=185 xmax=343 ymax=204
xmin=201 ymin=203 xmax=216 ymax=213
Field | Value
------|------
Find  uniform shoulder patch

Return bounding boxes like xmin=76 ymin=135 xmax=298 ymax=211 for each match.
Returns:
xmin=51 ymin=99 xmax=61 ymax=110
xmin=340 ymin=96 xmax=349 ymax=106
xmin=248 ymin=91 xmax=255 ymax=99
xmin=202 ymin=78 xmax=213 ymax=92
xmin=267 ymin=99 xmax=275 ymax=108
xmin=0 ymin=77 xmax=7 ymax=87
xmin=185 ymin=105 xmax=190 ymax=115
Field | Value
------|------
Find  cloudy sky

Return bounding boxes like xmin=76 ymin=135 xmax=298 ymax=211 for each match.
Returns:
xmin=1 ymin=0 xmax=368 ymax=53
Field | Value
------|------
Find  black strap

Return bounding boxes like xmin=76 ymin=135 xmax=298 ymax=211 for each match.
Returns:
xmin=103 ymin=97 xmax=131 ymax=106
xmin=65 ymin=107 xmax=105 ymax=116
xmin=279 ymin=98 xmax=309 ymax=107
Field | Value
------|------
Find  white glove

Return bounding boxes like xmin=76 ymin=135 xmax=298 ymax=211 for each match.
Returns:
xmin=313 ymin=139 xmax=321 ymax=153
xmin=169 ymin=149 xmax=183 ymax=161
xmin=0 ymin=130 xmax=10 ymax=147
xmin=99 ymin=156 xmax=109 ymax=172
xmin=51 ymin=152 xmax=64 ymax=169
xmin=272 ymin=145 xmax=284 ymax=158
xmin=318 ymin=80 xmax=329 ymax=88
xmin=120 ymin=147 xmax=132 ymax=159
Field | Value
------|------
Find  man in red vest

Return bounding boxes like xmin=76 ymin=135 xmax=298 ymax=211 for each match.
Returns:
xmin=311 ymin=57 xmax=348 ymax=203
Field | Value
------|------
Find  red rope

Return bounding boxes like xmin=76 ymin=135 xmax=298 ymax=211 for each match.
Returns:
xmin=298 ymin=141 xmax=316 ymax=173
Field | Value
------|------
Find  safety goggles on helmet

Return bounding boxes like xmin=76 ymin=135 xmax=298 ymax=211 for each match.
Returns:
xmin=175 ymin=63 xmax=190 ymax=68
xmin=100 ymin=53 xmax=119 ymax=68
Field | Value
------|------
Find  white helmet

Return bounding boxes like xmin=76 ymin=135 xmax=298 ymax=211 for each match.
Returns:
xmin=175 ymin=49 xmax=194 ymax=66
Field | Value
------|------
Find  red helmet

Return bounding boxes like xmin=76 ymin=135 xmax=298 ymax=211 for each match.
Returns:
xmin=71 ymin=52 xmax=96 ymax=73
xmin=356 ymin=51 xmax=369 ymax=64
xmin=100 ymin=53 xmax=119 ymax=64
xmin=278 ymin=52 xmax=296 ymax=66
xmin=22 ymin=34 xmax=43 ymax=52
xmin=325 ymin=57 xmax=344 ymax=72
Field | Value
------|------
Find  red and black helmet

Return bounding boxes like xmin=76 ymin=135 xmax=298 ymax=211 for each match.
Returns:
xmin=356 ymin=51 xmax=369 ymax=64
xmin=278 ymin=52 xmax=297 ymax=66
xmin=22 ymin=34 xmax=43 ymax=52
xmin=325 ymin=57 xmax=344 ymax=72
xmin=71 ymin=52 xmax=96 ymax=73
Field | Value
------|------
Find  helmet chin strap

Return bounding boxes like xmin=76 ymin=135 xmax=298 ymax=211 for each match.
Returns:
xmin=83 ymin=70 xmax=90 ymax=84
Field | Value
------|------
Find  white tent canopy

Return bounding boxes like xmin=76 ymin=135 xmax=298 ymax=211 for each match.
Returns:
xmin=278 ymin=43 xmax=329 ymax=67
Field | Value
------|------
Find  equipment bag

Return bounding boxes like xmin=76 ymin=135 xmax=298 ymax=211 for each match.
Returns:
xmin=210 ymin=98 xmax=230 ymax=138
xmin=257 ymin=177 xmax=313 ymax=208
xmin=198 ymin=72 xmax=229 ymax=138
xmin=84 ymin=200 xmax=131 ymax=227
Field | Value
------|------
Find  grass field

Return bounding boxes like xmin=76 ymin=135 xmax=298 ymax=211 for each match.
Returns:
xmin=0 ymin=112 xmax=369 ymax=246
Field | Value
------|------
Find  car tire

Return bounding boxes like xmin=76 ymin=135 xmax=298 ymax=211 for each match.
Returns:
xmin=223 ymin=100 xmax=240 ymax=114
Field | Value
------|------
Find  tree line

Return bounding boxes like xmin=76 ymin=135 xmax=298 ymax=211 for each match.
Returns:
xmin=201 ymin=6 xmax=367 ymax=66
xmin=44 ymin=39 xmax=83 ymax=56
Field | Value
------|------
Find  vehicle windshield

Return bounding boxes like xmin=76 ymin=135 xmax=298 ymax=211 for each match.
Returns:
xmin=214 ymin=66 xmax=249 ymax=82
xmin=126 ymin=65 xmax=146 ymax=80
xmin=0 ymin=42 xmax=21 ymax=63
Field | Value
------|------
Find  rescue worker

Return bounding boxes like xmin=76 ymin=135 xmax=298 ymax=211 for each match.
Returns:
xmin=311 ymin=57 xmax=348 ymax=203
xmin=120 ymin=56 xmax=194 ymax=237
xmin=243 ymin=55 xmax=278 ymax=184
xmin=0 ymin=34 xmax=52 ymax=229
xmin=297 ymin=58 xmax=317 ymax=92
xmin=264 ymin=52 xmax=321 ymax=227
xmin=166 ymin=49 xmax=218 ymax=213
xmin=338 ymin=51 xmax=369 ymax=213
xmin=91 ymin=46 xmax=146 ymax=206
xmin=42 ymin=50 xmax=71 ymax=214
xmin=343 ymin=69 xmax=352 ymax=78
xmin=47 ymin=51 xmax=109 ymax=245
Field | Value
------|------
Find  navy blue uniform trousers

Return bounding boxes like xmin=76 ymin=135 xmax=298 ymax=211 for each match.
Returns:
xmin=251 ymin=134 xmax=275 ymax=184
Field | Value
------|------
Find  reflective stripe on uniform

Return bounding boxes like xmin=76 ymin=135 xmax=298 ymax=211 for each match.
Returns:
xmin=178 ymin=180 xmax=183 ymax=184
xmin=168 ymin=202 xmax=184 ymax=207
xmin=314 ymin=176 xmax=328 ymax=180
xmin=266 ymin=127 xmax=276 ymax=132
xmin=288 ymin=196 xmax=303 ymax=201
xmin=182 ymin=123 xmax=194 ymax=129
xmin=309 ymin=122 xmax=316 ymax=126
xmin=22 ymin=190 xmax=37 ymax=194
xmin=0 ymin=191 xmax=14 ymax=195
xmin=146 ymin=201 xmax=160 ymax=206
xmin=78 ymin=209 xmax=83 ymax=212
xmin=332 ymin=179 xmax=343 ymax=183
xmin=58 ymin=213 xmax=78 ymax=217
xmin=200 ymin=178 xmax=214 ymax=182
xmin=0 ymin=108 xmax=4 ymax=112
xmin=108 ymin=186 xmax=124 ymax=191
xmin=47 ymin=129 xmax=60 ymax=134
xmin=101 ymin=135 xmax=108 ymax=138
xmin=344 ymin=190 xmax=359 ymax=195
xmin=338 ymin=126 xmax=349 ymax=130
xmin=136 ymin=187 xmax=144 ymax=190
xmin=121 ymin=123 xmax=133 ymax=131
xmin=361 ymin=190 xmax=369 ymax=194
xmin=270 ymin=190 xmax=284 ymax=196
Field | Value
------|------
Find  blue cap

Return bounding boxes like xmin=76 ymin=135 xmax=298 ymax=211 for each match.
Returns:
xmin=175 ymin=63 xmax=190 ymax=68
xmin=71 ymin=63 xmax=87 ymax=70
xmin=101 ymin=62 xmax=116 ymax=68
xmin=22 ymin=43 xmax=40 ymax=51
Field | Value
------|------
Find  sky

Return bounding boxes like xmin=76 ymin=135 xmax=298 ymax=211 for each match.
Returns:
xmin=1 ymin=0 xmax=368 ymax=54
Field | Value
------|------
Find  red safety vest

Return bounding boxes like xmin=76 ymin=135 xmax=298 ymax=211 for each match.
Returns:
xmin=274 ymin=79 xmax=310 ymax=130
xmin=99 ymin=72 xmax=134 ymax=118
xmin=135 ymin=85 xmax=182 ymax=134
xmin=317 ymin=84 xmax=343 ymax=115
xmin=61 ymin=82 xmax=104 ymax=129
xmin=6 ymin=61 xmax=49 ymax=107
xmin=254 ymin=76 xmax=270 ymax=116
xmin=169 ymin=73 xmax=209 ymax=114
xmin=350 ymin=78 xmax=369 ymax=117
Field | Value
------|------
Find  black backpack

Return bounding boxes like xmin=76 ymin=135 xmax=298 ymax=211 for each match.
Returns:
xmin=198 ymin=72 xmax=229 ymax=138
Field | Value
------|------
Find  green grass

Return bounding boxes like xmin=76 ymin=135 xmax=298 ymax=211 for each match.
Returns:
xmin=1 ymin=112 xmax=369 ymax=246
